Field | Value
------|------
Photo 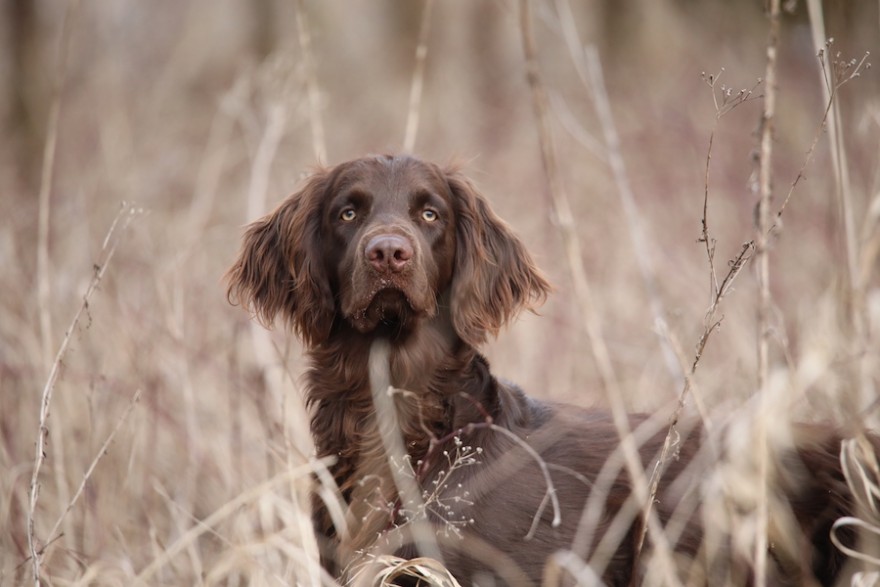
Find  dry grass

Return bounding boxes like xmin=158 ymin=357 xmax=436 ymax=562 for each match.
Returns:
xmin=1 ymin=1 xmax=879 ymax=585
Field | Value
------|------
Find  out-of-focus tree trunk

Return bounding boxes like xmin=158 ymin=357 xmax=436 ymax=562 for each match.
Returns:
xmin=251 ymin=0 xmax=278 ymax=60
xmin=6 ymin=0 xmax=42 ymax=187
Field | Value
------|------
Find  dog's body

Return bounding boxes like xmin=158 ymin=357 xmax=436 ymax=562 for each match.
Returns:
xmin=228 ymin=155 xmax=871 ymax=585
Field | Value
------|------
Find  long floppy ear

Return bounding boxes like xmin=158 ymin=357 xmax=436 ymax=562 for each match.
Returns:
xmin=226 ymin=171 xmax=334 ymax=346
xmin=446 ymin=168 xmax=551 ymax=347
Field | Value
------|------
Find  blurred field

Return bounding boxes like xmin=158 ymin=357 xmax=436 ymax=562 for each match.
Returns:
xmin=1 ymin=1 xmax=879 ymax=584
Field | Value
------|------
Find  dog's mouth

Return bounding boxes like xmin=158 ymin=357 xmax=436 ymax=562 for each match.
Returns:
xmin=349 ymin=286 xmax=420 ymax=335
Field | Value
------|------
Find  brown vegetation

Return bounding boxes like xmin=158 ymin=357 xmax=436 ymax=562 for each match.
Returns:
xmin=1 ymin=1 xmax=879 ymax=585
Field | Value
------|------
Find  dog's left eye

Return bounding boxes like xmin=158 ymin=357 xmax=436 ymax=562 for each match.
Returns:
xmin=421 ymin=209 xmax=438 ymax=222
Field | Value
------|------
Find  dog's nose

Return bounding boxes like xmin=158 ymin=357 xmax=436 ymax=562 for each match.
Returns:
xmin=365 ymin=234 xmax=413 ymax=273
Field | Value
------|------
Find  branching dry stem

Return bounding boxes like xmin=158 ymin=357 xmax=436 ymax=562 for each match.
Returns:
xmin=639 ymin=74 xmax=760 ymax=564
xmin=773 ymin=43 xmax=870 ymax=231
xmin=44 ymin=389 xmax=141 ymax=548
xmin=699 ymin=70 xmax=762 ymax=296
xmin=28 ymin=203 xmax=139 ymax=586
xmin=518 ymin=3 xmax=681 ymax=584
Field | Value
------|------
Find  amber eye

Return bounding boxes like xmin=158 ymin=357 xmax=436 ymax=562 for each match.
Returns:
xmin=421 ymin=209 xmax=438 ymax=222
xmin=340 ymin=208 xmax=357 ymax=222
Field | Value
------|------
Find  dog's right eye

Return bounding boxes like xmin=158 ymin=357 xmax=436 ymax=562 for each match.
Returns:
xmin=340 ymin=208 xmax=357 ymax=222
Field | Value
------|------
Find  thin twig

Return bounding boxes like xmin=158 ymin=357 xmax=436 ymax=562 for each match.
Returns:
xmin=366 ymin=340 xmax=443 ymax=564
xmin=403 ymin=0 xmax=434 ymax=153
xmin=185 ymin=75 xmax=248 ymax=243
xmin=246 ymin=103 xmax=288 ymax=220
xmin=547 ymin=91 xmax=607 ymax=162
xmin=694 ymin=241 xmax=755 ymax=371
xmin=294 ymin=0 xmax=327 ymax=163
xmin=34 ymin=1 xmax=81 ymax=568
xmin=554 ymin=0 xmax=682 ymax=386
xmin=486 ymin=424 xmax=561 ymax=537
xmin=416 ymin=411 xmax=561 ymax=540
xmin=273 ymin=346 xmax=325 ymax=587
xmin=655 ymin=25 xmax=866 ymax=585
xmin=517 ymin=3 xmax=682 ymax=585
xmin=135 ymin=459 xmax=332 ymax=584
xmin=754 ymin=1 xmax=782 ymax=583
xmin=809 ymin=0 xmax=878 ymax=561
xmin=152 ymin=479 xmax=321 ymax=587
xmin=582 ymin=46 xmax=682 ymax=386
xmin=28 ymin=202 xmax=139 ymax=586
xmin=37 ymin=0 xmax=81 ymax=370
xmin=542 ymin=550 xmax=603 ymax=587
xmin=44 ymin=389 xmax=142 ymax=546
xmin=699 ymin=70 xmax=762 ymax=298
xmin=808 ymin=2 xmax=875 ymax=420
xmin=805 ymin=14 xmax=858 ymax=301
xmin=702 ymin=118 xmax=721 ymax=296
xmin=772 ymin=45 xmax=869 ymax=232
xmin=636 ymin=69 xmax=762 ymax=557
xmin=553 ymin=15 xmax=758 ymax=567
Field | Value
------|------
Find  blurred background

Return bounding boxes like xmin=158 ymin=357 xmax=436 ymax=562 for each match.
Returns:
xmin=1 ymin=0 xmax=878 ymax=584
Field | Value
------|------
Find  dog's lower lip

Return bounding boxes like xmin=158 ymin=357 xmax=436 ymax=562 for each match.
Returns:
xmin=368 ymin=286 xmax=415 ymax=309
xmin=348 ymin=287 xmax=418 ymax=327
xmin=379 ymin=290 xmax=417 ymax=316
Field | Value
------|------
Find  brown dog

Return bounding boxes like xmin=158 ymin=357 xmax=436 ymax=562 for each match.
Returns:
xmin=228 ymin=154 xmax=874 ymax=585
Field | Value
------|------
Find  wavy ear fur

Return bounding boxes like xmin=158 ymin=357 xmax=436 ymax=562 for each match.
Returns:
xmin=226 ymin=171 xmax=334 ymax=346
xmin=446 ymin=168 xmax=551 ymax=346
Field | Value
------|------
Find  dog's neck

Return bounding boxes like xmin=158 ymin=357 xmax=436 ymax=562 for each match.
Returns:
xmin=304 ymin=302 xmax=477 ymax=468
xmin=305 ymin=305 xmax=493 ymax=559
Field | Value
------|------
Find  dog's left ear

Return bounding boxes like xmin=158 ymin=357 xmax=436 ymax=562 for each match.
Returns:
xmin=225 ymin=170 xmax=335 ymax=346
xmin=445 ymin=168 xmax=551 ymax=346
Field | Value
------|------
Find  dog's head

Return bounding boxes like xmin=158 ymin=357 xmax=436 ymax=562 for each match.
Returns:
xmin=226 ymin=155 xmax=550 ymax=347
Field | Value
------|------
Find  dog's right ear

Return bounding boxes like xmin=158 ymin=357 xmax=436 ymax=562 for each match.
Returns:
xmin=226 ymin=170 xmax=335 ymax=346
xmin=444 ymin=167 xmax=551 ymax=347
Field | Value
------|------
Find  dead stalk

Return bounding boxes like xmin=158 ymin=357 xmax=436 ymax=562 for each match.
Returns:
xmin=366 ymin=340 xmax=443 ymax=565
xmin=552 ymin=11 xmax=760 ymax=565
xmin=699 ymin=70 xmax=761 ymax=296
xmin=702 ymin=119 xmax=720 ymax=295
xmin=45 ymin=389 xmax=142 ymax=546
xmin=135 ymin=460 xmax=331 ymax=584
xmin=484 ymin=424 xmax=561 ymax=537
xmin=753 ymin=0 xmax=782 ymax=583
xmin=806 ymin=0 xmax=857 ymax=299
xmin=28 ymin=203 xmax=138 ymax=586
xmin=403 ymin=0 xmax=434 ymax=153
xmin=294 ymin=0 xmax=327 ymax=163
xmin=34 ymin=1 xmax=82 ymax=570
xmin=581 ymin=45 xmax=682 ymax=386
xmin=637 ymin=68 xmax=767 ymax=564
xmin=517 ymin=3 xmax=681 ymax=584
xmin=807 ymin=0 xmax=874 ymax=416
xmin=807 ymin=0 xmax=878 ymax=565
xmin=37 ymin=0 xmax=80 ymax=370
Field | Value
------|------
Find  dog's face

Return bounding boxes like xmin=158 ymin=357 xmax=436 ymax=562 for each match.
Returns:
xmin=226 ymin=155 xmax=550 ymax=347
xmin=320 ymin=157 xmax=457 ymax=336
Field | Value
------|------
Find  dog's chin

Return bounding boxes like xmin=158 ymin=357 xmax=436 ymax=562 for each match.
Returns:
xmin=349 ymin=289 xmax=421 ymax=338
